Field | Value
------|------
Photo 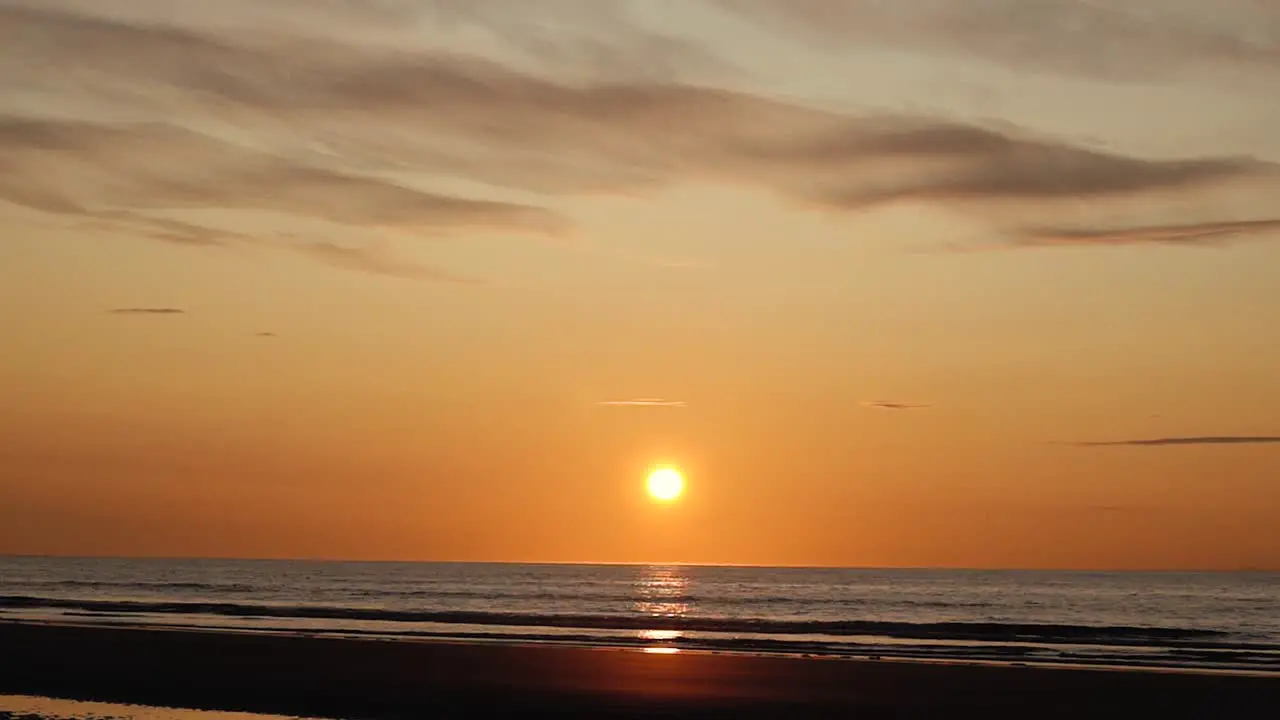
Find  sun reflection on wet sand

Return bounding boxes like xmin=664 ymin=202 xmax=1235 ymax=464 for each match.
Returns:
xmin=641 ymin=646 xmax=681 ymax=655
xmin=639 ymin=628 xmax=684 ymax=652
xmin=640 ymin=629 xmax=684 ymax=641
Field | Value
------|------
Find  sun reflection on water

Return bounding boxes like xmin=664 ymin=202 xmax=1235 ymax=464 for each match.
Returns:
xmin=633 ymin=566 xmax=690 ymax=652
xmin=633 ymin=565 xmax=690 ymax=617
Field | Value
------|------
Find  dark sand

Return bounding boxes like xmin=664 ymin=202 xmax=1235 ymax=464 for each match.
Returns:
xmin=2 ymin=621 xmax=1277 ymax=718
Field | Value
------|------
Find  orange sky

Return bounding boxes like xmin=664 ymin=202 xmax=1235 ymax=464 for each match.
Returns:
xmin=2 ymin=0 xmax=1279 ymax=569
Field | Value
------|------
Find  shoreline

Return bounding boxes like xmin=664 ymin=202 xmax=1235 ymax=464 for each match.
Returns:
xmin=4 ymin=621 xmax=1279 ymax=718
xmin=4 ymin=614 xmax=1278 ymax=676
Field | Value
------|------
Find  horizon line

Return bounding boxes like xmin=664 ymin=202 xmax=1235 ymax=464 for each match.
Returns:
xmin=1 ymin=553 xmax=1273 ymax=574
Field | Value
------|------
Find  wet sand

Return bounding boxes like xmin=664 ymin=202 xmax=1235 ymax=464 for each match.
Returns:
xmin=2 ymin=620 xmax=1277 ymax=718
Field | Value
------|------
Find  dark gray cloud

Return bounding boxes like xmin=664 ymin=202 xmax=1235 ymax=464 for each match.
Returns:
xmin=743 ymin=119 xmax=1275 ymax=216
xmin=108 ymin=308 xmax=184 ymax=315
xmin=820 ymin=151 xmax=1261 ymax=207
xmin=718 ymin=0 xmax=1280 ymax=81
xmin=863 ymin=401 xmax=933 ymax=411
xmin=2 ymin=0 xmax=1278 ymax=266
xmin=1077 ymin=436 xmax=1280 ymax=447
xmin=1018 ymin=219 xmax=1280 ymax=247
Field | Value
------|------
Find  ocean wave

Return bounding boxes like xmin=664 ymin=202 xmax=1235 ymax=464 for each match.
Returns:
xmin=381 ymin=589 xmax=991 ymax=610
xmin=0 ymin=595 xmax=1242 ymax=648
xmin=24 ymin=580 xmax=260 ymax=593
xmin=19 ymin=582 xmax=993 ymax=611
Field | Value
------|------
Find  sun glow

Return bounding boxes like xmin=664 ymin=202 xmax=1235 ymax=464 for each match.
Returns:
xmin=646 ymin=467 xmax=685 ymax=502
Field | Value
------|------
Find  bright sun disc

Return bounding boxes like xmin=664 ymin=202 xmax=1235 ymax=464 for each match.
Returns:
xmin=646 ymin=468 xmax=684 ymax=502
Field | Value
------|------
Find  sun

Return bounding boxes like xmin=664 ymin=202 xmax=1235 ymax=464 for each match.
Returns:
xmin=646 ymin=467 xmax=685 ymax=502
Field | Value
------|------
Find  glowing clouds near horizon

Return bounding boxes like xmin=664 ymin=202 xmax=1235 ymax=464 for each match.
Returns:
xmin=645 ymin=468 xmax=685 ymax=503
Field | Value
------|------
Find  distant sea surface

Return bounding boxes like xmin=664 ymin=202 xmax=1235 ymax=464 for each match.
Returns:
xmin=2 ymin=557 xmax=1277 ymax=673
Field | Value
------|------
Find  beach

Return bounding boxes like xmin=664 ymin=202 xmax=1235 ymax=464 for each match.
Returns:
xmin=3 ymin=621 xmax=1277 ymax=718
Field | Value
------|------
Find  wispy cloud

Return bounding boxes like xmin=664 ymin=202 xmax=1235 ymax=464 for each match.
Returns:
xmin=3 ymin=0 xmax=1278 ymax=273
xmin=863 ymin=401 xmax=933 ymax=411
xmin=1084 ymin=504 xmax=1144 ymax=513
xmin=1076 ymin=436 xmax=1280 ymax=447
xmin=0 ymin=116 xmax=565 ymax=232
xmin=415 ymin=0 xmax=732 ymax=83
xmin=108 ymin=308 xmax=184 ymax=315
xmin=297 ymin=242 xmax=482 ymax=284
xmin=0 ymin=115 xmax=561 ymax=279
xmin=598 ymin=398 xmax=688 ymax=407
xmin=83 ymin=211 xmax=244 ymax=247
xmin=719 ymin=0 xmax=1280 ymax=81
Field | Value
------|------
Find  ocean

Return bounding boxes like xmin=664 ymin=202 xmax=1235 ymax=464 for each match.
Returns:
xmin=1 ymin=557 xmax=1276 ymax=673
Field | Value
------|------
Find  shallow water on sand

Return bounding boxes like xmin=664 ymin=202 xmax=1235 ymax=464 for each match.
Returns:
xmin=0 ymin=696 xmax=316 ymax=720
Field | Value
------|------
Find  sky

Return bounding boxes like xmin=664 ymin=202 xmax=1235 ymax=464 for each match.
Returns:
xmin=2 ymin=0 xmax=1279 ymax=570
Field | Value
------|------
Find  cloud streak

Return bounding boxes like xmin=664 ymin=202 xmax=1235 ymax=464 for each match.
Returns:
xmin=1076 ymin=436 xmax=1280 ymax=447
xmin=82 ymin=211 xmax=244 ymax=247
xmin=108 ymin=308 xmax=184 ymax=315
xmin=598 ymin=399 xmax=688 ymax=408
xmin=863 ymin=401 xmax=933 ymax=411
